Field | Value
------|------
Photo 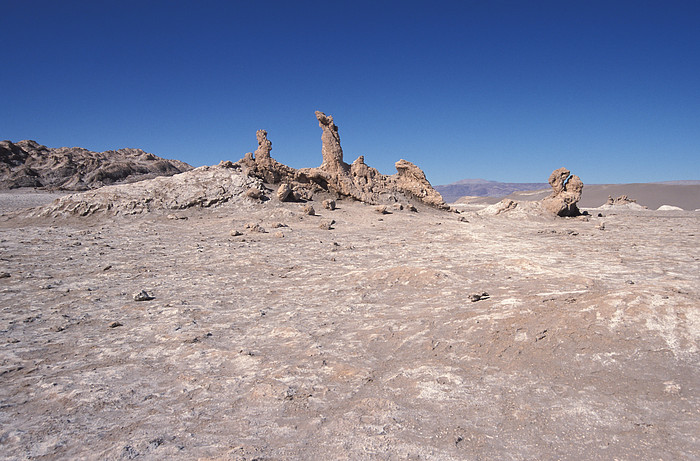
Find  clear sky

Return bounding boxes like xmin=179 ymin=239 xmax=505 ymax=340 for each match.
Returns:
xmin=2 ymin=1 xmax=698 ymax=184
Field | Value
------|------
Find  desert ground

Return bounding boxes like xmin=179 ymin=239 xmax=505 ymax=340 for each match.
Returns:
xmin=458 ymin=183 xmax=700 ymax=211
xmin=0 ymin=191 xmax=698 ymax=460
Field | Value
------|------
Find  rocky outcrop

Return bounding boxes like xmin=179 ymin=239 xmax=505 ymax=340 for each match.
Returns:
xmin=394 ymin=159 xmax=447 ymax=209
xmin=541 ymin=167 xmax=583 ymax=216
xmin=606 ymin=195 xmax=636 ymax=206
xmin=240 ymin=111 xmax=448 ymax=209
xmin=0 ymin=140 xmax=192 ymax=190
xmin=238 ymin=130 xmax=297 ymax=185
xmin=32 ymin=163 xmax=264 ymax=217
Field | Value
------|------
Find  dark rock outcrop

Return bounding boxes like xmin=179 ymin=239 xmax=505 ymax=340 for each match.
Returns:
xmin=0 ymin=140 xmax=192 ymax=190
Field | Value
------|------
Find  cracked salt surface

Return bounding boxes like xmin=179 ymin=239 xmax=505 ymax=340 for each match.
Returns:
xmin=0 ymin=200 xmax=698 ymax=459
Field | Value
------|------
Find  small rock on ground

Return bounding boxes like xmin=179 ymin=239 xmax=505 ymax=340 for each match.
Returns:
xmin=133 ymin=290 xmax=155 ymax=301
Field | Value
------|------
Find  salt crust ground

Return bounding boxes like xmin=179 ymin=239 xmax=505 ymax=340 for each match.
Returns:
xmin=0 ymin=195 xmax=698 ymax=460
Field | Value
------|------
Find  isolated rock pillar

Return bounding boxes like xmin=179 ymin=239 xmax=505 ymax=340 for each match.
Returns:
xmin=315 ymin=111 xmax=348 ymax=174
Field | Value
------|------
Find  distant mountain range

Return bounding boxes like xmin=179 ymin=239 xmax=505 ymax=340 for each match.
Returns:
xmin=434 ymin=179 xmax=548 ymax=203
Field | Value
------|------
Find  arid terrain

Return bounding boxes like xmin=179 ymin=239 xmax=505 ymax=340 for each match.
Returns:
xmin=0 ymin=184 xmax=698 ymax=459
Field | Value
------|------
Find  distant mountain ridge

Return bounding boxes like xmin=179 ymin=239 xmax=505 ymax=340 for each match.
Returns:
xmin=0 ymin=140 xmax=193 ymax=190
xmin=435 ymin=179 xmax=548 ymax=203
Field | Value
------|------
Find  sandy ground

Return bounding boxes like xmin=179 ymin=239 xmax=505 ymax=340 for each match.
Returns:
xmin=0 ymin=195 xmax=698 ymax=460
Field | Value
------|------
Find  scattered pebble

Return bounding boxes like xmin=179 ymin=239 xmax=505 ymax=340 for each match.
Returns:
xmin=469 ymin=292 xmax=490 ymax=302
xmin=133 ymin=290 xmax=154 ymax=301
xmin=245 ymin=187 xmax=264 ymax=200
xmin=245 ymin=222 xmax=266 ymax=233
xmin=0 ymin=272 xmax=10 ymax=279
xmin=230 ymin=229 xmax=243 ymax=236
xmin=301 ymin=204 xmax=315 ymax=216
xmin=319 ymin=219 xmax=335 ymax=230
xmin=109 ymin=321 xmax=123 ymax=328
xmin=375 ymin=205 xmax=388 ymax=214
xmin=323 ymin=199 xmax=336 ymax=210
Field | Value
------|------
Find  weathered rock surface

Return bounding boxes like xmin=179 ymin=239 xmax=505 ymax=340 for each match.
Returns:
xmin=241 ymin=111 xmax=448 ymax=209
xmin=0 ymin=140 xmax=192 ymax=190
xmin=541 ymin=167 xmax=583 ymax=216
xmin=30 ymin=163 xmax=264 ymax=217
xmin=12 ymin=112 xmax=446 ymax=216
xmin=607 ymin=194 xmax=636 ymax=205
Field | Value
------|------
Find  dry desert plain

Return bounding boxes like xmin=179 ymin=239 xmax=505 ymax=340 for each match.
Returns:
xmin=0 ymin=189 xmax=698 ymax=460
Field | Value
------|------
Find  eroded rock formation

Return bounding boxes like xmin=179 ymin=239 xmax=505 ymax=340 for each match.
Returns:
xmin=0 ymin=140 xmax=192 ymax=190
xmin=33 ymin=163 xmax=264 ymax=217
xmin=541 ymin=167 xmax=583 ymax=216
xmin=240 ymin=111 xmax=448 ymax=209
xmin=606 ymin=195 xmax=636 ymax=206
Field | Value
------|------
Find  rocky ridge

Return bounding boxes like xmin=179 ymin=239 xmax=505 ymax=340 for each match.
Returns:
xmin=32 ymin=111 xmax=448 ymax=217
xmin=32 ymin=163 xmax=264 ymax=217
xmin=0 ymin=140 xmax=192 ymax=190
xmin=240 ymin=111 xmax=447 ymax=209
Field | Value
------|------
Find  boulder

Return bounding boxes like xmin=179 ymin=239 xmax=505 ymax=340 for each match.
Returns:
xmin=277 ymin=183 xmax=294 ymax=202
xmin=541 ymin=168 xmax=583 ymax=217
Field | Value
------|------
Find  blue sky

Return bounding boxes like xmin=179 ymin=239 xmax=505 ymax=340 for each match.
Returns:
xmin=2 ymin=1 xmax=698 ymax=184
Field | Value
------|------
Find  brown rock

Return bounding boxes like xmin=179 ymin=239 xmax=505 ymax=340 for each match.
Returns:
xmin=323 ymin=199 xmax=336 ymax=210
xmin=375 ymin=205 xmax=389 ymax=214
xmin=607 ymin=195 xmax=636 ymax=205
xmin=254 ymin=129 xmax=272 ymax=161
xmin=239 ymin=111 xmax=447 ymax=209
xmin=277 ymin=183 xmax=294 ymax=202
xmin=245 ymin=187 xmax=264 ymax=200
xmin=301 ymin=204 xmax=315 ymax=216
xmin=394 ymin=159 xmax=447 ymax=209
xmin=319 ymin=219 xmax=335 ymax=230
xmin=315 ymin=111 xmax=349 ymax=174
xmin=541 ymin=167 xmax=583 ymax=217
xmin=245 ymin=222 xmax=266 ymax=233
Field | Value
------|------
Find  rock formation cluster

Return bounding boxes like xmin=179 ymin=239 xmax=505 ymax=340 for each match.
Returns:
xmin=541 ymin=167 xmax=583 ymax=216
xmin=606 ymin=194 xmax=636 ymax=206
xmin=27 ymin=111 xmax=447 ymax=217
xmin=240 ymin=111 xmax=447 ymax=209
xmin=0 ymin=140 xmax=192 ymax=190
